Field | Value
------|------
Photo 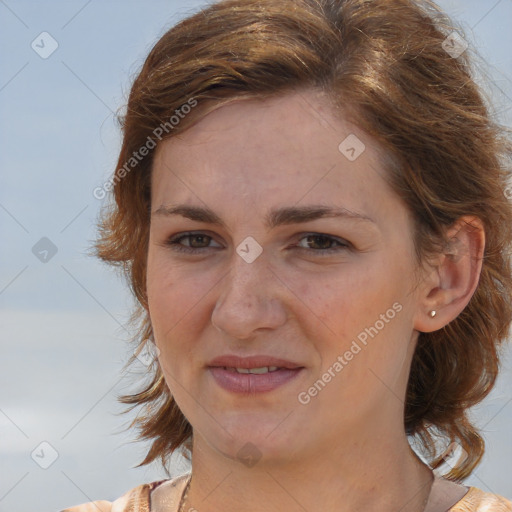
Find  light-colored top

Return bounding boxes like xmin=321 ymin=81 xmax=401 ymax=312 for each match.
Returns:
xmin=61 ymin=472 xmax=512 ymax=512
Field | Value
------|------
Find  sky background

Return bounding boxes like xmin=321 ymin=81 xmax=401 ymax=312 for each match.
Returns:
xmin=0 ymin=1 xmax=511 ymax=511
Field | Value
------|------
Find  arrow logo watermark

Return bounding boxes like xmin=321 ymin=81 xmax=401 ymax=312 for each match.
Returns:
xmin=236 ymin=236 xmax=263 ymax=263
xmin=236 ymin=442 xmax=262 ymax=468
xmin=442 ymin=31 xmax=468 ymax=59
xmin=31 ymin=31 xmax=59 ymax=59
xmin=338 ymin=134 xmax=366 ymax=162
xmin=32 ymin=237 xmax=58 ymax=263
xmin=30 ymin=441 xmax=59 ymax=469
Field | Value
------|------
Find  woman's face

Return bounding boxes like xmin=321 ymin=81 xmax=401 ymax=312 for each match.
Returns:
xmin=147 ymin=89 xmax=425 ymax=464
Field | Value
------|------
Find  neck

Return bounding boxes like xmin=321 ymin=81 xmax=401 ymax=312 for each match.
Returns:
xmin=183 ymin=427 xmax=434 ymax=512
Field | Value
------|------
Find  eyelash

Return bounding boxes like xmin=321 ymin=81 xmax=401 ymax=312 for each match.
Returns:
xmin=165 ymin=232 xmax=351 ymax=256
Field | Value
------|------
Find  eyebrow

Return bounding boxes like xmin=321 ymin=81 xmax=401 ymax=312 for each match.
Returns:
xmin=152 ymin=204 xmax=376 ymax=230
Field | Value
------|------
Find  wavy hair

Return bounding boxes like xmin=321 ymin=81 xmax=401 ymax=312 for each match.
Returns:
xmin=95 ymin=0 xmax=512 ymax=480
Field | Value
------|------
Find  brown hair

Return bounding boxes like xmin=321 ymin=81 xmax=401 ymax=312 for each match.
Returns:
xmin=95 ymin=0 xmax=512 ymax=480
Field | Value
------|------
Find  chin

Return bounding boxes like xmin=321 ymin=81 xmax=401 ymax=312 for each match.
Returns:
xmin=199 ymin=413 xmax=304 ymax=468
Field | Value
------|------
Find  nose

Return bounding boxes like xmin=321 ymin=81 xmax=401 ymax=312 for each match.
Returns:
xmin=211 ymin=253 xmax=288 ymax=340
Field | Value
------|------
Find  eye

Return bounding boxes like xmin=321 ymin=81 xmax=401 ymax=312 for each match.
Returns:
xmin=165 ymin=232 xmax=221 ymax=253
xmin=164 ymin=231 xmax=351 ymax=256
xmin=294 ymin=233 xmax=351 ymax=255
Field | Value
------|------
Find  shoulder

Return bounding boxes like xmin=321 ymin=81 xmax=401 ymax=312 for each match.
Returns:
xmin=60 ymin=473 xmax=190 ymax=512
xmin=450 ymin=486 xmax=512 ymax=512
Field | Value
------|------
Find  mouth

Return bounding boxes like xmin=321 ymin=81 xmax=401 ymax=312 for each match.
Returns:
xmin=207 ymin=354 xmax=303 ymax=370
xmin=207 ymin=355 xmax=305 ymax=393
xmin=221 ymin=366 xmax=283 ymax=374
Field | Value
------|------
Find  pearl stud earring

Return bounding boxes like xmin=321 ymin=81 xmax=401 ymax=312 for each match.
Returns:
xmin=429 ymin=310 xmax=437 ymax=318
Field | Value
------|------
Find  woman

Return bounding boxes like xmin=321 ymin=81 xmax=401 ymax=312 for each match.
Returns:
xmin=63 ymin=0 xmax=512 ymax=510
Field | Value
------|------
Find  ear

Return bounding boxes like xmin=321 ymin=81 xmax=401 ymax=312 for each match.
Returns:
xmin=414 ymin=216 xmax=485 ymax=333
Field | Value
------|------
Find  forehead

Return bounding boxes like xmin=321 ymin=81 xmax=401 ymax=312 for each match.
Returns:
xmin=150 ymin=89 xmax=402 ymax=228
xmin=155 ymin=90 xmax=366 ymax=158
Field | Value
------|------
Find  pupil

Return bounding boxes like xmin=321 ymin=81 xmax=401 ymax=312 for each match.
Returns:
xmin=310 ymin=235 xmax=330 ymax=249
xmin=192 ymin=235 xmax=208 ymax=247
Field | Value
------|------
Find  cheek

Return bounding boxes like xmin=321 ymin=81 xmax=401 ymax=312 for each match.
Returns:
xmin=294 ymin=261 xmax=387 ymax=331
xmin=146 ymin=253 xmax=215 ymax=353
xmin=146 ymin=272 xmax=195 ymax=385
xmin=146 ymin=255 xmax=186 ymax=345
xmin=295 ymin=255 xmax=413 ymax=371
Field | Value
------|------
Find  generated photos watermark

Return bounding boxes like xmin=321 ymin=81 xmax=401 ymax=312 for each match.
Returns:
xmin=93 ymin=97 xmax=198 ymax=200
xmin=298 ymin=302 xmax=403 ymax=405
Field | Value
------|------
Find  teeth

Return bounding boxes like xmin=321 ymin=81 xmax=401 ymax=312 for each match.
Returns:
xmin=225 ymin=366 xmax=280 ymax=374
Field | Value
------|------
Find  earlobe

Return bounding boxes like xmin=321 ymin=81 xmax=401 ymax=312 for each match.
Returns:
xmin=414 ymin=216 xmax=485 ymax=333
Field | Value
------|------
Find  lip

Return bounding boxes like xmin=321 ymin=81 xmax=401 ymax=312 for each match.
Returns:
xmin=207 ymin=354 xmax=303 ymax=370
xmin=207 ymin=354 xmax=305 ymax=394
xmin=208 ymin=367 xmax=305 ymax=393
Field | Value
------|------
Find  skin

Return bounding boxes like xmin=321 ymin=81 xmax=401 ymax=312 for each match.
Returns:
xmin=146 ymin=89 xmax=484 ymax=512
